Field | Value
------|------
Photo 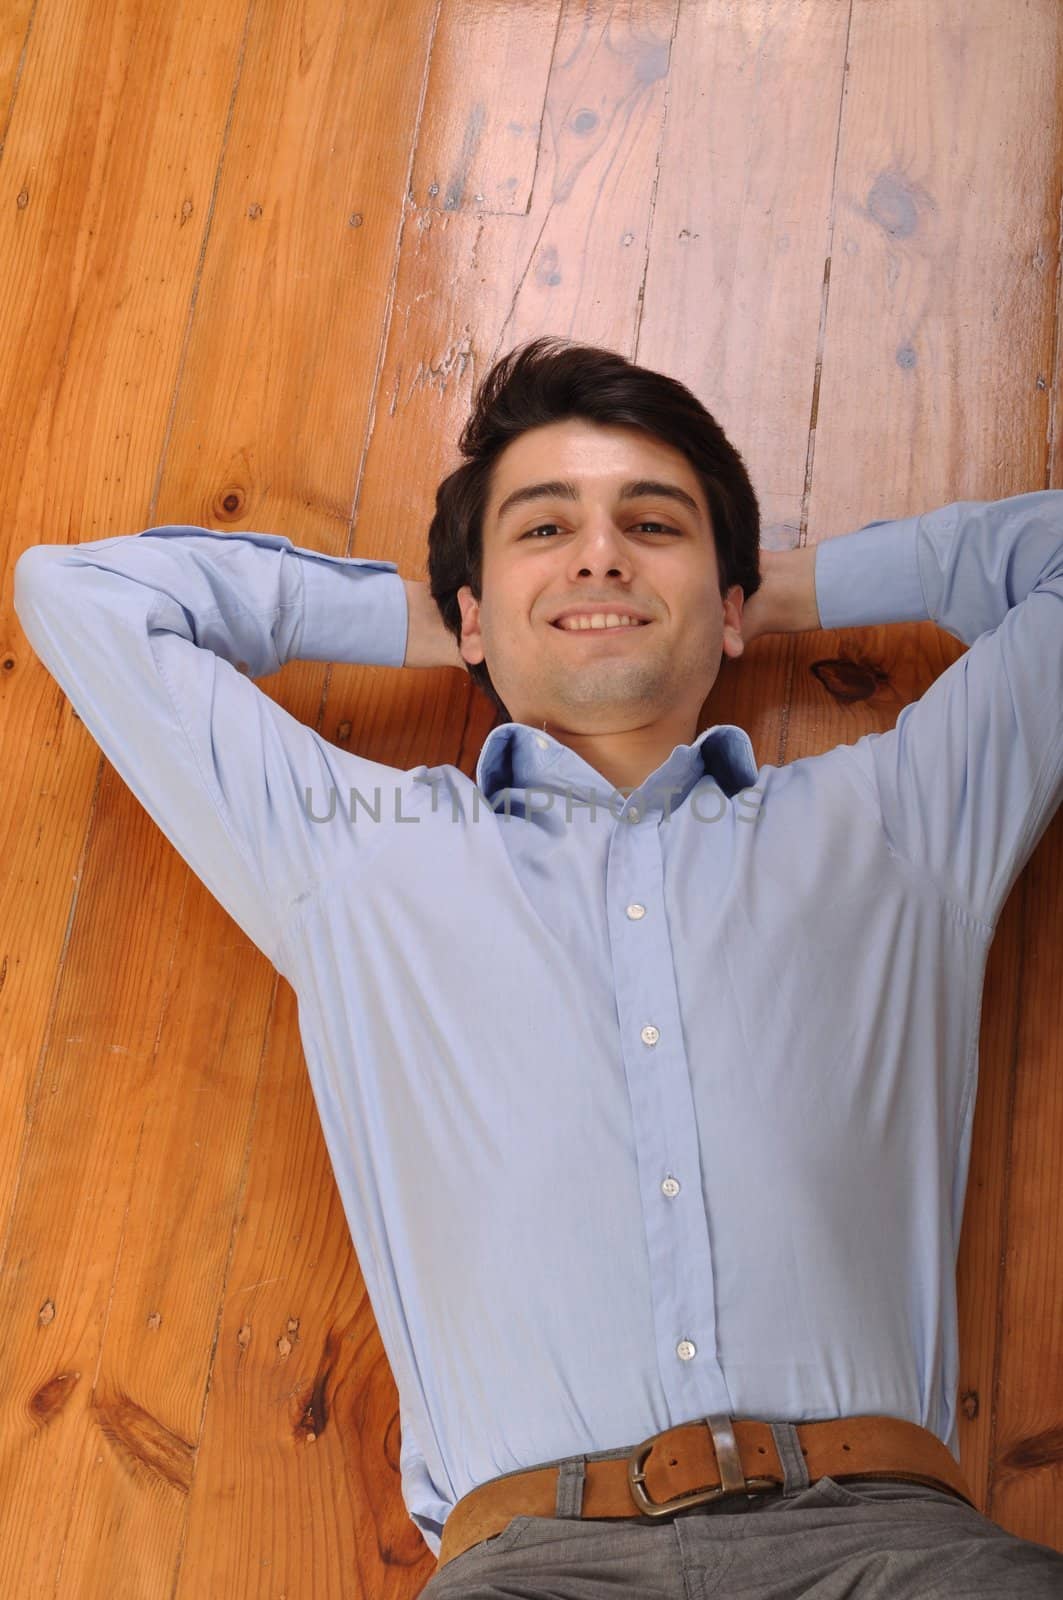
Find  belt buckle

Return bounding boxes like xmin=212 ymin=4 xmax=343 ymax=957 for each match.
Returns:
xmin=628 ymin=1414 xmax=774 ymax=1518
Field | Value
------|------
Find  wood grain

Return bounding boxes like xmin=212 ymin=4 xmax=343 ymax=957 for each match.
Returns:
xmin=796 ymin=0 xmax=1063 ymax=1533
xmin=1 ymin=0 xmax=1060 ymax=1593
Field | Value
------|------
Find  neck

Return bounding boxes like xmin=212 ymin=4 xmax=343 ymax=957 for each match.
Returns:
xmin=539 ymin=714 xmax=697 ymax=794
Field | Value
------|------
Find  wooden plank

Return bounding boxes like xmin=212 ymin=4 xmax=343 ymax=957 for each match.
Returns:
xmin=136 ymin=3 xmax=441 ymax=1597
xmin=990 ymin=213 xmax=1063 ymax=1532
xmin=794 ymin=0 xmax=1063 ymax=1546
xmin=0 ymin=0 xmax=36 ymax=147
xmin=170 ymin=976 xmax=410 ymax=1597
xmin=0 ymin=0 xmax=435 ymax=1593
xmin=361 ymin=0 xmax=673 ymax=786
xmin=993 ymin=825 xmax=1063 ymax=1532
xmin=411 ymin=0 xmax=557 ymax=215
xmin=635 ymin=0 xmax=852 ymax=766
xmin=0 ymin=0 xmax=248 ymax=1248
xmin=0 ymin=4 xmax=252 ymax=1592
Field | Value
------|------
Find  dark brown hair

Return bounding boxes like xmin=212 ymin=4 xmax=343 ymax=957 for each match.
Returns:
xmin=427 ymin=336 xmax=761 ymax=723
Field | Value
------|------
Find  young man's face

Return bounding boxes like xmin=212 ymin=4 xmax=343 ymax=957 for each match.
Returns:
xmin=456 ymin=418 xmax=745 ymax=737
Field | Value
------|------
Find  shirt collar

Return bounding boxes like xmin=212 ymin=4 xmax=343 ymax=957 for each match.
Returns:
xmin=475 ymin=720 xmax=759 ymax=814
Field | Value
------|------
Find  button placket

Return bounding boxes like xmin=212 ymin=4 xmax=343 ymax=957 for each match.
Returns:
xmin=611 ymin=810 xmax=721 ymax=1405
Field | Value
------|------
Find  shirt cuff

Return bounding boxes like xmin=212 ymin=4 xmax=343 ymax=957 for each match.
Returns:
xmin=297 ymin=552 xmax=408 ymax=667
xmin=814 ymin=516 xmax=929 ymax=631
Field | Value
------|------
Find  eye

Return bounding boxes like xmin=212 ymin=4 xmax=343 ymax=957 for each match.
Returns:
xmin=523 ymin=521 xmax=680 ymax=539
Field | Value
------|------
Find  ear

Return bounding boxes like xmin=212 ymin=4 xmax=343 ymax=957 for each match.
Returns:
xmin=721 ymin=583 xmax=745 ymax=660
xmin=456 ymin=584 xmax=485 ymax=666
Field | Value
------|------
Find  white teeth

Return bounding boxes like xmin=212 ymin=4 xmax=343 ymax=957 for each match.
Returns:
xmin=557 ymin=613 xmax=644 ymax=631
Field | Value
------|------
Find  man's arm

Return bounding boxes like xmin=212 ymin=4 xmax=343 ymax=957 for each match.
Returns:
xmin=14 ymin=526 xmax=424 ymax=969
xmin=401 ymin=577 xmax=465 ymax=671
xmin=739 ymin=543 xmax=820 ymax=641
xmin=745 ymin=493 xmax=1063 ymax=930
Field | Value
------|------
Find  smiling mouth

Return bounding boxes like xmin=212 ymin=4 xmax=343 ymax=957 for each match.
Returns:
xmin=549 ymin=619 xmax=653 ymax=634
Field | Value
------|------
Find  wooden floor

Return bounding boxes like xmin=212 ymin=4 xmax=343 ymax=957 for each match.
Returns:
xmin=1 ymin=0 xmax=1061 ymax=1593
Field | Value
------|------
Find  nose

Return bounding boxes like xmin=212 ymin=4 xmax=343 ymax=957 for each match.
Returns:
xmin=566 ymin=518 xmax=633 ymax=579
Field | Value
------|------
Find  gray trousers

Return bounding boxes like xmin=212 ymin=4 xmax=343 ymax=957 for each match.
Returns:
xmin=420 ymin=1421 xmax=1063 ymax=1597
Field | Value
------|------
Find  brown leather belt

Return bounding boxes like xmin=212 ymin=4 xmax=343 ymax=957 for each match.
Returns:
xmin=436 ymin=1414 xmax=976 ymax=1572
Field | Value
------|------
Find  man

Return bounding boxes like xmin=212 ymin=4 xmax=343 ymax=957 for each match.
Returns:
xmin=14 ymin=337 xmax=1063 ymax=1596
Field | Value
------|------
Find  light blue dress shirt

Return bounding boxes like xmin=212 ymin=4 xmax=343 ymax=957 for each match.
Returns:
xmin=14 ymin=492 xmax=1063 ymax=1557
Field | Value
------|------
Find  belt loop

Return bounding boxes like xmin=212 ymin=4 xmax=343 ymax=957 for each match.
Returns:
xmin=555 ymin=1456 xmax=587 ymax=1519
xmin=769 ymin=1421 xmax=810 ymax=1496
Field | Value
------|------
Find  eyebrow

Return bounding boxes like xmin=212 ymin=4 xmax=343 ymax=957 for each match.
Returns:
xmin=494 ymin=478 xmax=702 ymax=526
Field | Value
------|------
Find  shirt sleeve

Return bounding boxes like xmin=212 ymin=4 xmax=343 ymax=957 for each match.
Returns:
xmin=13 ymin=525 xmax=412 ymax=970
xmin=813 ymin=491 xmax=1063 ymax=931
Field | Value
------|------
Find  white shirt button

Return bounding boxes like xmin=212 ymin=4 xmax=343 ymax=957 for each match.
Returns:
xmin=626 ymin=903 xmax=646 ymax=920
xmin=661 ymin=1176 xmax=680 ymax=1197
xmin=627 ymin=807 xmax=640 ymax=823
xmin=535 ymin=735 xmax=549 ymax=750
xmin=677 ymin=1340 xmax=696 ymax=1361
xmin=640 ymin=1024 xmax=660 ymax=1046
